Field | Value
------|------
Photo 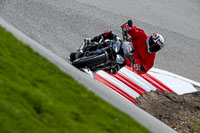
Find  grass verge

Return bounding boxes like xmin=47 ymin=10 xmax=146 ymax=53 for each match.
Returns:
xmin=0 ymin=25 xmax=151 ymax=133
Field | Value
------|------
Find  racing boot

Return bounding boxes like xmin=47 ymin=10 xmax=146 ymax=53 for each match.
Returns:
xmin=70 ymin=38 xmax=92 ymax=62
xmin=79 ymin=38 xmax=92 ymax=53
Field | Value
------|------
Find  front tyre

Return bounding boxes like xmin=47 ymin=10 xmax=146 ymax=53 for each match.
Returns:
xmin=72 ymin=53 xmax=107 ymax=68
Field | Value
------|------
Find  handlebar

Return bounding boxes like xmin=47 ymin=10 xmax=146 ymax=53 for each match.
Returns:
xmin=121 ymin=20 xmax=133 ymax=41
xmin=121 ymin=20 xmax=136 ymax=70
xmin=121 ymin=25 xmax=129 ymax=41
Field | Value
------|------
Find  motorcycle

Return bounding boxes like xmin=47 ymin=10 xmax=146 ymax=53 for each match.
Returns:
xmin=70 ymin=21 xmax=135 ymax=74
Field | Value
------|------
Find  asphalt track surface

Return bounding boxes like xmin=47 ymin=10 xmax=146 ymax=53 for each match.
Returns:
xmin=0 ymin=0 xmax=199 ymax=132
xmin=0 ymin=0 xmax=200 ymax=82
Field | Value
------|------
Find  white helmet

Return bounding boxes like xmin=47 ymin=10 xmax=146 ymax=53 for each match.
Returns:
xmin=146 ymin=33 xmax=164 ymax=53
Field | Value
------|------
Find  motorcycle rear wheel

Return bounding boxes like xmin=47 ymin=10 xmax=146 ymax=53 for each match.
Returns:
xmin=72 ymin=53 xmax=107 ymax=68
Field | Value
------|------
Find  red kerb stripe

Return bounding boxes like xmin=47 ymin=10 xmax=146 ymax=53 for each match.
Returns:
xmin=145 ymin=73 xmax=173 ymax=93
xmin=139 ymin=74 xmax=165 ymax=91
xmin=125 ymin=66 xmax=172 ymax=92
xmin=125 ymin=65 xmax=133 ymax=71
xmin=109 ymin=73 xmax=146 ymax=95
xmin=95 ymin=74 xmax=136 ymax=104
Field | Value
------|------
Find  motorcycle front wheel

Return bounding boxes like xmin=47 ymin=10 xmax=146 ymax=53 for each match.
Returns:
xmin=72 ymin=53 xmax=107 ymax=68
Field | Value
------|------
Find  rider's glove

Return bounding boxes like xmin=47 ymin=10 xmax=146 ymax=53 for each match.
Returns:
xmin=121 ymin=20 xmax=133 ymax=32
xmin=79 ymin=38 xmax=92 ymax=52
xmin=134 ymin=64 xmax=146 ymax=73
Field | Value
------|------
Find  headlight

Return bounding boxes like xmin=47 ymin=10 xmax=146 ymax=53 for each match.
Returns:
xmin=112 ymin=41 xmax=121 ymax=53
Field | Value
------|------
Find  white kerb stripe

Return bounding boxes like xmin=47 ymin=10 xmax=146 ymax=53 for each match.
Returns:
xmin=150 ymin=68 xmax=200 ymax=87
xmin=97 ymin=71 xmax=140 ymax=98
xmin=119 ymin=67 xmax=157 ymax=92
xmin=149 ymin=71 xmax=198 ymax=95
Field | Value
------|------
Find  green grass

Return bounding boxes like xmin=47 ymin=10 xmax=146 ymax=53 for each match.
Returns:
xmin=0 ymin=25 xmax=151 ymax=133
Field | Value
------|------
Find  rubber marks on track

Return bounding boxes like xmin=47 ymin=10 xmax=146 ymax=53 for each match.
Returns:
xmin=94 ymin=66 xmax=198 ymax=104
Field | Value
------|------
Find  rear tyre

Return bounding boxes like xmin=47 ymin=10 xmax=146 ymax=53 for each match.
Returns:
xmin=72 ymin=53 xmax=107 ymax=68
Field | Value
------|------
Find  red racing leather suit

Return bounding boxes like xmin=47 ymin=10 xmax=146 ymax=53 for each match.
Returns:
xmin=125 ymin=25 xmax=156 ymax=74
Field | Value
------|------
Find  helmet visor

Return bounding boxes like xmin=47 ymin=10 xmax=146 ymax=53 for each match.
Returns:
xmin=149 ymin=39 xmax=164 ymax=53
xmin=149 ymin=43 xmax=161 ymax=53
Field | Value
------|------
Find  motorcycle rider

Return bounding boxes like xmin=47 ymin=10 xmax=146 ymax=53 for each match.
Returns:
xmin=73 ymin=20 xmax=164 ymax=74
xmin=121 ymin=20 xmax=165 ymax=74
